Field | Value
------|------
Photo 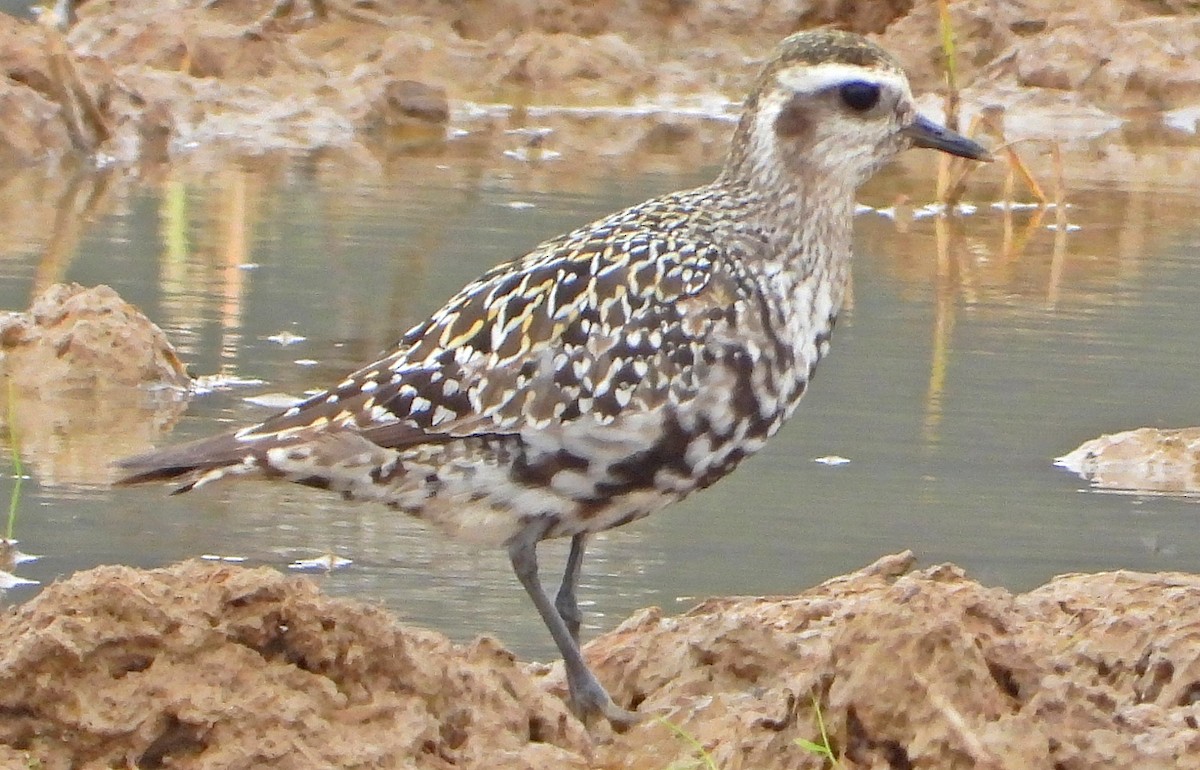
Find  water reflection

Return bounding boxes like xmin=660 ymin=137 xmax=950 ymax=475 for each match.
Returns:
xmin=1 ymin=134 xmax=1199 ymax=658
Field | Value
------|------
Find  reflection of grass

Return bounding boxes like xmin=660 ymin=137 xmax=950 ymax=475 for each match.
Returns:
xmin=0 ymin=384 xmax=38 ymax=585
xmin=163 ymin=174 xmax=190 ymax=266
xmin=5 ymin=452 xmax=22 ymax=543
xmin=795 ymin=694 xmax=845 ymax=769
xmin=4 ymin=379 xmax=24 ymax=542
xmin=657 ymin=716 xmax=719 ymax=770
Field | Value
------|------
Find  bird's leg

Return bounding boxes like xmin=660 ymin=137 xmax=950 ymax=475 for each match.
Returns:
xmin=555 ymin=533 xmax=588 ymax=644
xmin=508 ymin=524 xmax=639 ymax=729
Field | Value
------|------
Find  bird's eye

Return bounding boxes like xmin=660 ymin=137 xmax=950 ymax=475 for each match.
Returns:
xmin=839 ymin=81 xmax=881 ymax=112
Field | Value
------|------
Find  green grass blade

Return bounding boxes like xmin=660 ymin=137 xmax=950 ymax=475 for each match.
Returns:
xmin=656 ymin=716 xmax=719 ymax=770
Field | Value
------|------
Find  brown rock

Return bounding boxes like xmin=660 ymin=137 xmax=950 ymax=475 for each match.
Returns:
xmin=3 ymin=0 xmax=1200 ymax=162
xmin=873 ymin=0 xmax=1026 ymax=94
xmin=1 ymin=282 xmax=188 ymax=392
xmin=826 ymin=565 xmax=1050 ymax=768
xmin=879 ymin=0 xmax=1200 ymax=117
xmin=1014 ymin=17 xmax=1200 ymax=112
xmin=0 ymin=81 xmax=71 ymax=166
xmin=801 ymin=0 xmax=916 ymax=35
xmin=387 ymin=79 xmax=450 ymax=123
xmin=361 ymin=78 xmax=449 ymax=134
xmin=0 ymin=283 xmax=191 ymax=484
xmin=0 ymin=18 xmax=73 ymax=163
xmin=1056 ymin=426 xmax=1200 ymax=493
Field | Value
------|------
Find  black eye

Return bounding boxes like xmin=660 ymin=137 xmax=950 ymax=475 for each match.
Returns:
xmin=839 ymin=81 xmax=881 ymax=112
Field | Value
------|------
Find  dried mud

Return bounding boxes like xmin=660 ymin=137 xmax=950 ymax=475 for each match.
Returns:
xmin=0 ymin=559 xmax=589 ymax=770
xmin=4 ymin=554 xmax=1200 ymax=768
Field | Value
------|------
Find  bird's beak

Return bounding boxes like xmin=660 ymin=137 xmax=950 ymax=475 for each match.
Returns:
xmin=903 ymin=114 xmax=992 ymax=161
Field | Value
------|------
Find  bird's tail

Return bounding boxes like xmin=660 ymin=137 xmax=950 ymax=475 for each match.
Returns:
xmin=115 ymin=431 xmax=275 ymax=493
xmin=115 ymin=429 xmax=402 ymax=495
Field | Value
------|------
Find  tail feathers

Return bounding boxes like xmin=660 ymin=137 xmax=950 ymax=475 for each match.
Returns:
xmin=115 ymin=429 xmax=401 ymax=496
xmin=115 ymin=431 xmax=285 ymax=491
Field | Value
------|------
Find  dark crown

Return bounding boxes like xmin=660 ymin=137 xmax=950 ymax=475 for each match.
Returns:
xmin=770 ymin=29 xmax=903 ymax=72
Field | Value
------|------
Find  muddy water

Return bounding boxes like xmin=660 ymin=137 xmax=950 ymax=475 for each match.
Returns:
xmin=1 ymin=145 xmax=1198 ymax=658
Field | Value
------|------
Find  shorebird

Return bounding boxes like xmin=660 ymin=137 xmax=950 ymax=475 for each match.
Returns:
xmin=118 ymin=30 xmax=989 ymax=726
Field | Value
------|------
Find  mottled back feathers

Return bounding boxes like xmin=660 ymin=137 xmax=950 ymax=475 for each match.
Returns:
xmin=119 ymin=186 xmax=741 ymax=488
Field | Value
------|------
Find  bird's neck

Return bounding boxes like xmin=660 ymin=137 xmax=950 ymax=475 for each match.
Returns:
xmin=715 ymin=163 xmax=857 ymax=296
xmin=717 ymin=108 xmax=860 ymax=270
xmin=711 ymin=154 xmax=858 ymax=398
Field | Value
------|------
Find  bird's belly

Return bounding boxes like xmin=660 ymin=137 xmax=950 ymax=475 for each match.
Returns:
xmin=261 ymin=351 xmax=816 ymax=547
xmin=387 ymin=406 xmax=767 ymax=544
xmin=275 ymin=339 xmax=816 ymax=547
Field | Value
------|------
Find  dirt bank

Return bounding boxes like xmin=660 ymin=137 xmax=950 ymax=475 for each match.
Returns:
xmin=3 ymin=553 xmax=1199 ymax=768
xmin=1 ymin=0 xmax=1199 ymax=165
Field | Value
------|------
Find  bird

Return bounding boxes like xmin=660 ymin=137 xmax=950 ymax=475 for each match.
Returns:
xmin=117 ymin=29 xmax=990 ymax=727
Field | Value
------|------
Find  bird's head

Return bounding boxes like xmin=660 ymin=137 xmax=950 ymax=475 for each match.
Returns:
xmin=723 ymin=30 xmax=990 ymax=191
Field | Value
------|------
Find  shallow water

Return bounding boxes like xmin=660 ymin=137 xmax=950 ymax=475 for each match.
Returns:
xmin=2 ymin=140 xmax=1199 ymax=658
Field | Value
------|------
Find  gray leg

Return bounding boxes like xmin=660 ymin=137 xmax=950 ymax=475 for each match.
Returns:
xmin=508 ymin=523 xmax=638 ymax=728
xmin=555 ymin=533 xmax=588 ymax=643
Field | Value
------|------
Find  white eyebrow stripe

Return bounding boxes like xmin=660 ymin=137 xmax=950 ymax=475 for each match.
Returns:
xmin=775 ymin=62 xmax=911 ymax=99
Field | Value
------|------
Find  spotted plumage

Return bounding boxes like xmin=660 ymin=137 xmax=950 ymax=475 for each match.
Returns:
xmin=118 ymin=30 xmax=989 ymax=726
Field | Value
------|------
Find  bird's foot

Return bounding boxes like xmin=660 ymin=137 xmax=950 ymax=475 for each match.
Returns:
xmin=568 ymin=676 xmax=641 ymax=731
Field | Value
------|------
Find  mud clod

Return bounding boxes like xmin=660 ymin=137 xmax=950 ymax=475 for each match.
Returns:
xmin=0 ymin=560 xmax=591 ymax=770
xmin=0 ymin=283 xmax=190 ymax=485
